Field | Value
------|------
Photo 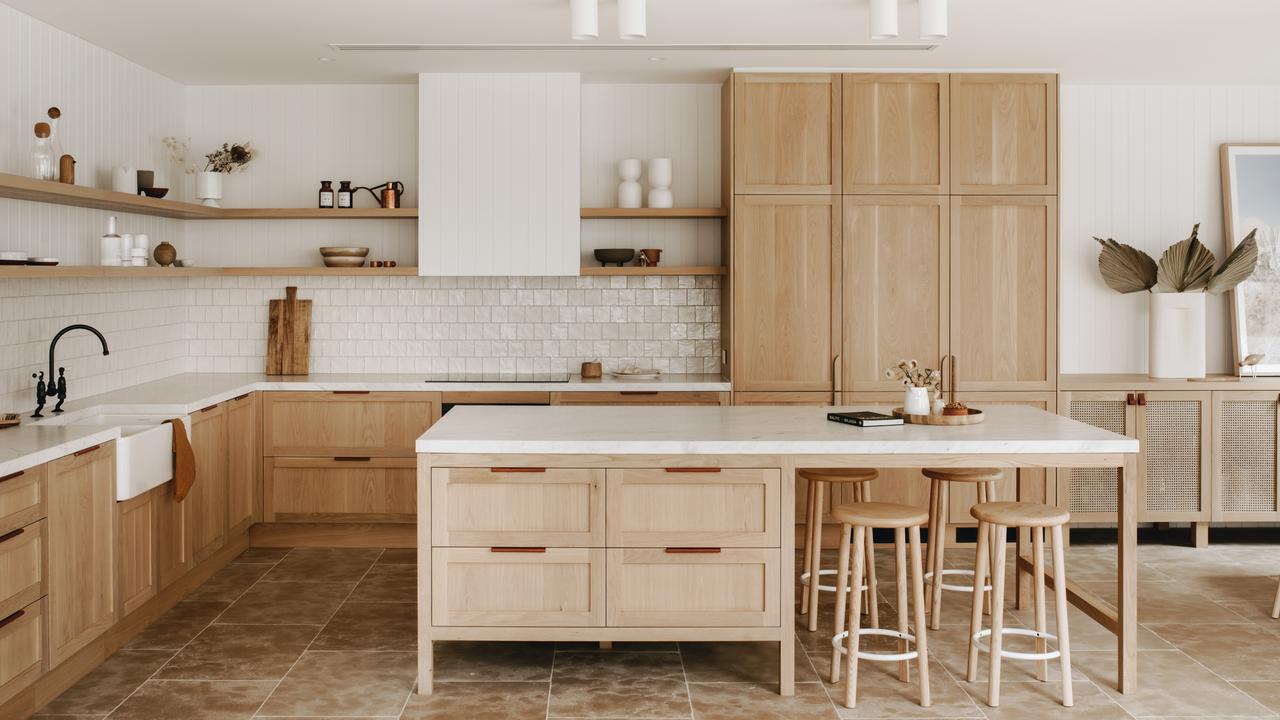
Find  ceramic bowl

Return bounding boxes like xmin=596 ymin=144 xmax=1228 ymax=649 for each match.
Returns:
xmin=141 ymin=187 xmax=169 ymax=199
xmin=322 ymin=256 xmax=367 ymax=268
xmin=320 ymin=246 xmax=370 ymax=258
xmin=594 ymin=248 xmax=635 ymax=266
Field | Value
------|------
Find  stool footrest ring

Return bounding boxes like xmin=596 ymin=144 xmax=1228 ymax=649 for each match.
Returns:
xmin=971 ymin=627 xmax=1062 ymax=661
xmin=831 ymin=629 xmax=920 ymax=663
xmin=923 ymin=568 xmax=992 ymax=594
xmin=800 ymin=568 xmax=870 ymax=594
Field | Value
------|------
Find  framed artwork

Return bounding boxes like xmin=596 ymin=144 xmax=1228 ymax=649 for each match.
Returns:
xmin=1221 ymin=143 xmax=1280 ymax=375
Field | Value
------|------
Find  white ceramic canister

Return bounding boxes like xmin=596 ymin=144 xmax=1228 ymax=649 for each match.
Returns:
xmin=111 ymin=166 xmax=138 ymax=194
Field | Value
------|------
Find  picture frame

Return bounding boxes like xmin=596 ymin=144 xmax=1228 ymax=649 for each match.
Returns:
xmin=1220 ymin=143 xmax=1280 ymax=375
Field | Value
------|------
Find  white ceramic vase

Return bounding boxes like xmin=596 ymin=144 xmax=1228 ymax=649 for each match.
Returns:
xmin=903 ymin=386 xmax=932 ymax=415
xmin=1149 ymin=292 xmax=1206 ymax=379
xmin=617 ymin=159 xmax=642 ymax=209
xmin=111 ymin=166 xmax=137 ymax=195
xmin=195 ymin=171 xmax=223 ymax=208
xmin=648 ymin=158 xmax=673 ymax=208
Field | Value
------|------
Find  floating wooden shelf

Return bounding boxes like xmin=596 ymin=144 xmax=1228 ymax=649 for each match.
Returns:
xmin=580 ymin=208 xmax=727 ymax=219
xmin=0 ymin=172 xmax=418 ymax=220
xmin=0 ymin=265 xmax=420 ymax=278
xmin=579 ymin=265 xmax=726 ymax=276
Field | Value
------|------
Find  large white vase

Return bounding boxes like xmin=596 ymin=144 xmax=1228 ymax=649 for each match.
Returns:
xmin=1149 ymin=292 xmax=1206 ymax=378
xmin=617 ymin=159 xmax=642 ymax=209
xmin=195 ymin=171 xmax=223 ymax=208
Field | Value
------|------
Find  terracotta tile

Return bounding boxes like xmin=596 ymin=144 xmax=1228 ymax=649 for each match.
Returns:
xmin=1145 ymin=622 xmax=1280 ymax=681
xmin=256 ymin=650 xmax=417 ymax=717
xmin=230 ymin=547 xmax=289 ymax=564
xmin=377 ymin=548 xmax=418 ymax=564
xmin=400 ymin=681 xmax=549 ymax=720
xmin=154 ymin=624 xmax=320 ymax=680
xmin=125 ymin=601 xmax=230 ymax=650
xmin=311 ymin=601 xmax=416 ymax=651
xmin=184 ymin=563 xmax=272 ymax=603
xmin=104 ymin=679 xmax=276 ymax=719
xmin=36 ymin=650 xmax=175 ymax=716
xmin=689 ymin=682 xmax=836 ymax=720
xmin=1072 ymin=649 xmax=1273 ymax=717
xmin=548 ymin=651 xmax=690 ymax=718
xmin=216 ymin=580 xmax=354 ymax=625
xmin=434 ymin=642 xmax=555 ymax=682
xmin=681 ymin=640 xmax=819 ymax=684
xmin=260 ymin=547 xmax=382 ymax=583
xmin=347 ymin=562 xmax=417 ymax=603
xmin=960 ymin=677 xmax=1126 ymax=718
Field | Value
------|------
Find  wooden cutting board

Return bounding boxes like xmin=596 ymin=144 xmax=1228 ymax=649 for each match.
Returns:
xmin=266 ymin=286 xmax=311 ymax=375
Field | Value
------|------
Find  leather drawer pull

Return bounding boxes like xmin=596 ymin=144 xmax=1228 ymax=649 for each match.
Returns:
xmin=199 ymin=404 xmax=219 ymax=413
xmin=0 ymin=528 xmax=24 ymax=544
xmin=0 ymin=470 xmax=23 ymax=483
xmin=664 ymin=467 xmax=722 ymax=473
xmin=73 ymin=444 xmax=101 ymax=457
xmin=621 ymin=391 xmax=660 ymax=396
xmin=333 ymin=390 xmax=371 ymax=395
xmin=490 ymin=467 xmax=546 ymax=473
xmin=334 ymin=456 xmax=372 ymax=462
xmin=665 ymin=547 xmax=722 ymax=554
xmin=233 ymin=393 xmax=252 ymax=401
xmin=0 ymin=609 xmax=24 ymax=630
xmin=490 ymin=547 xmax=546 ymax=553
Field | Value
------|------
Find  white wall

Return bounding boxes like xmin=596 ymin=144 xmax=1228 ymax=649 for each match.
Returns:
xmin=1060 ymin=84 xmax=1280 ymax=375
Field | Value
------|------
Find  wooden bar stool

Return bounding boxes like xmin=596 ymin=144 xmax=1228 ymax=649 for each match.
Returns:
xmin=922 ymin=468 xmax=1002 ymax=629
xmin=966 ymin=501 xmax=1073 ymax=708
xmin=799 ymin=468 xmax=879 ymax=632
xmin=830 ymin=502 xmax=931 ymax=709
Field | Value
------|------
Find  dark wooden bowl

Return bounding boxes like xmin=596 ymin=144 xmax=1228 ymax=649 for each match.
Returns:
xmin=594 ymin=248 xmax=635 ymax=267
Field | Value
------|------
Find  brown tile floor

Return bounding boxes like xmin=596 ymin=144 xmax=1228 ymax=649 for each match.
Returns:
xmin=33 ymin=538 xmax=1280 ymax=719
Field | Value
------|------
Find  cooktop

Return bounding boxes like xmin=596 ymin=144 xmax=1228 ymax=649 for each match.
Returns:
xmin=423 ymin=372 xmax=571 ymax=383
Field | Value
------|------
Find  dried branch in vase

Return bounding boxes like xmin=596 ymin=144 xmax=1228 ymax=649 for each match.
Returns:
xmin=883 ymin=359 xmax=941 ymax=390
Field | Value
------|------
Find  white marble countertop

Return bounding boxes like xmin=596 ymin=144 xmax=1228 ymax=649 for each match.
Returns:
xmin=0 ymin=372 xmax=729 ymax=477
xmin=416 ymin=405 xmax=1140 ymax=456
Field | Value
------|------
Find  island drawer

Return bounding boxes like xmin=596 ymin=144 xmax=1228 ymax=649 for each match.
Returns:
xmin=605 ymin=548 xmax=780 ymax=627
xmin=431 ymin=468 xmax=604 ymax=547
xmin=0 ymin=598 xmax=45 ymax=705
xmin=431 ymin=547 xmax=604 ymax=627
xmin=0 ymin=520 xmax=45 ymax=622
xmin=0 ymin=466 xmax=45 ymax=536
xmin=605 ymin=468 xmax=780 ymax=547
xmin=263 ymin=392 xmax=437 ymax=457
xmin=265 ymin=457 xmax=417 ymax=523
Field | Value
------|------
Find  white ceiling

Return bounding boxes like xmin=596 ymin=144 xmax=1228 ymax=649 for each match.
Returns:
xmin=6 ymin=0 xmax=1279 ymax=85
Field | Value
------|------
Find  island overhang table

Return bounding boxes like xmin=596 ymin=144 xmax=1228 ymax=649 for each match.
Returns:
xmin=415 ymin=404 xmax=1140 ymax=696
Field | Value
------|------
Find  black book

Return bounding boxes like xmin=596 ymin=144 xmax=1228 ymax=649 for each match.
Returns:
xmin=827 ymin=411 xmax=904 ymax=428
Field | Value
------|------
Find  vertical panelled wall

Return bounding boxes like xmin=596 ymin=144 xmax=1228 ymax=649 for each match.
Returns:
xmin=1060 ymin=85 xmax=1280 ymax=375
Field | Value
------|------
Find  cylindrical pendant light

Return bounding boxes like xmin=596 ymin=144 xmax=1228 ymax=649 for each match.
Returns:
xmin=619 ymin=0 xmax=647 ymax=39
xmin=920 ymin=0 xmax=947 ymax=39
xmin=869 ymin=0 xmax=898 ymax=39
xmin=570 ymin=0 xmax=598 ymax=40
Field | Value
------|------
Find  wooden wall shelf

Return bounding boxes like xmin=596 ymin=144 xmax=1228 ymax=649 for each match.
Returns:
xmin=580 ymin=266 xmax=726 ymax=276
xmin=580 ymin=208 xmax=727 ymax=219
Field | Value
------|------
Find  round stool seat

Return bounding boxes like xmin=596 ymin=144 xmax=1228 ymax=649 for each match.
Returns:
xmin=799 ymin=468 xmax=878 ymax=484
xmin=922 ymin=467 xmax=1003 ymax=483
xmin=971 ymin=501 xmax=1070 ymax=528
xmin=833 ymin=502 xmax=929 ymax=528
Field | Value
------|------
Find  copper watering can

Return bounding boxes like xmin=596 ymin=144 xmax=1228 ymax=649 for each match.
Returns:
xmin=358 ymin=181 xmax=405 ymax=209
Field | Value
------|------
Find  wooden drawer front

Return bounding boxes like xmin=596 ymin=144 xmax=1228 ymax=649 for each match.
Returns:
xmin=263 ymin=392 xmax=435 ymax=457
xmin=432 ymin=468 xmax=603 ymax=547
xmin=0 ymin=599 xmax=44 ymax=705
xmin=266 ymin=458 xmax=416 ymax=523
xmin=551 ymin=392 xmax=725 ymax=406
xmin=432 ymin=547 xmax=604 ymax=627
xmin=0 ymin=520 xmax=45 ymax=621
xmin=606 ymin=469 xmax=780 ymax=547
xmin=606 ymin=548 xmax=779 ymax=627
xmin=0 ymin=466 xmax=45 ymax=536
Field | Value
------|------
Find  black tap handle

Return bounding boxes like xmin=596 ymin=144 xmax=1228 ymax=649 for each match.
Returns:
xmin=52 ymin=367 xmax=67 ymax=413
xmin=31 ymin=372 xmax=46 ymax=418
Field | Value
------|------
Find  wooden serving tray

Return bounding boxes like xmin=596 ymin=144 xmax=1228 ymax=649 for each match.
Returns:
xmin=892 ymin=407 xmax=985 ymax=426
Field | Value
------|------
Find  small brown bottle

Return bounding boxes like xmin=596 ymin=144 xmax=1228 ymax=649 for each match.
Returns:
xmin=337 ymin=180 xmax=353 ymax=209
xmin=318 ymin=180 xmax=335 ymax=209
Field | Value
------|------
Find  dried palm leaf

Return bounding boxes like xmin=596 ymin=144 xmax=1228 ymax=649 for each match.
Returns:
xmin=1207 ymin=229 xmax=1259 ymax=294
xmin=1156 ymin=224 xmax=1216 ymax=292
xmin=1094 ymin=237 xmax=1157 ymax=293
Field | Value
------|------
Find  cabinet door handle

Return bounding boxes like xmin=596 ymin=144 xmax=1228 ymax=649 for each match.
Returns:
xmin=333 ymin=390 xmax=371 ymax=395
xmin=73 ymin=444 xmax=101 ymax=457
xmin=0 ymin=528 xmax=24 ymax=544
xmin=620 ymin=391 xmax=659 ymax=396
xmin=1137 ymin=393 xmax=1147 ymax=406
xmin=334 ymin=456 xmax=371 ymax=462
xmin=0 ymin=470 xmax=24 ymax=484
xmin=664 ymin=467 xmax=722 ymax=473
xmin=1126 ymin=393 xmax=1136 ymax=406
xmin=0 ymin=609 xmax=24 ymax=629
xmin=490 ymin=547 xmax=546 ymax=553
xmin=233 ymin=393 xmax=252 ymax=401
xmin=490 ymin=467 xmax=546 ymax=473
xmin=199 ymin=404 xmax=219 ymax=413
xmin=665 ymin=547 xmax=722 ymax=554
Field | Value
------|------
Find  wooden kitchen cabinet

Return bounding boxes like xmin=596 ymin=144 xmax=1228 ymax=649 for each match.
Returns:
xmin=734 ymin=73 xmax=841 ymax=194
xmin=154 ymin=480 xmax=189 ymax=591
xmin=0 ymin=465 xmax=44 ymax=536
xmin=733 ymin=195 xmax=841 ymax=392
xmin=116 ymin=491 xmax=156 ymax=616
xmin=1213 ymin=391 xmax=1279 ymax=522
xmin=0 ymin=598 xmax=45 ymax=706
xmin=950 ymin=73 xmax=1057 ymax=194
xmin=950 ymin=196 xmax=1057 ymax=390
xmin=47 ymin=443 xmax=115 ymax=667
xmin=431 ymin=467 xmax=604 ymax=547
xmin=0 ymin=519 xmax=45 ymax=623
xmin=606 ymin=548 xmax=780 ymax=627
xmin=226 ymin=393 xmax=257 ymax=535
xmin=605 ymin=468 xmax=780 ymax=548
xmin=1058 ymin=391 xmax=1135 ymax=523
xmin=265 ymin=457 xmax=416 ymax=523
xmin=187 ymin=403 xmax=228 ymax=564
xmin=842 ymin=196 xmax=949 ymax=391
xmin=263 ymin=391 xmax=438 ymax=457
xmin=843 ymin=73 xmax=949 ymax=194
xmin=431 ymin=547 xmax=605 ymax=627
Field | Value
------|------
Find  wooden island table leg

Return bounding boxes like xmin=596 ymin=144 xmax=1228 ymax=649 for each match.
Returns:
xmin=417 ymin=454 xmax=434 ymax=696
xmin=1117 ymin=454 xmax=1138 ymax=694
xmin=780 ymin=461 xmax=797 ymax=696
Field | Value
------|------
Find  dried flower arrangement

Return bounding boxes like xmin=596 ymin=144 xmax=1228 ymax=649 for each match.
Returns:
xmin=883 ymin=359 xmax=941 ymax=389
xmin=163 ymin=136 xmax=256 ymax=175
xmin=1094 ymin=223 xmax=1259 ymax=294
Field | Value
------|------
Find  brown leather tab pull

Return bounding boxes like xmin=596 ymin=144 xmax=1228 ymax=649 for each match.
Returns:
xmin=490 ymin=467 xmax=546 ymax=473
xmin=490 ymin=547 xmax=547 ymax=553
xmin=664 ymin=467 xmax=721 ymax=473
xmin=664 ymin=547 xmax=722 ymax=554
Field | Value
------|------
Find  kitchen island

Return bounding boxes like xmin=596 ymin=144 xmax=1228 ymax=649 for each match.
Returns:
xmin=415 ymin=405 xmax=1140 ymax=697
